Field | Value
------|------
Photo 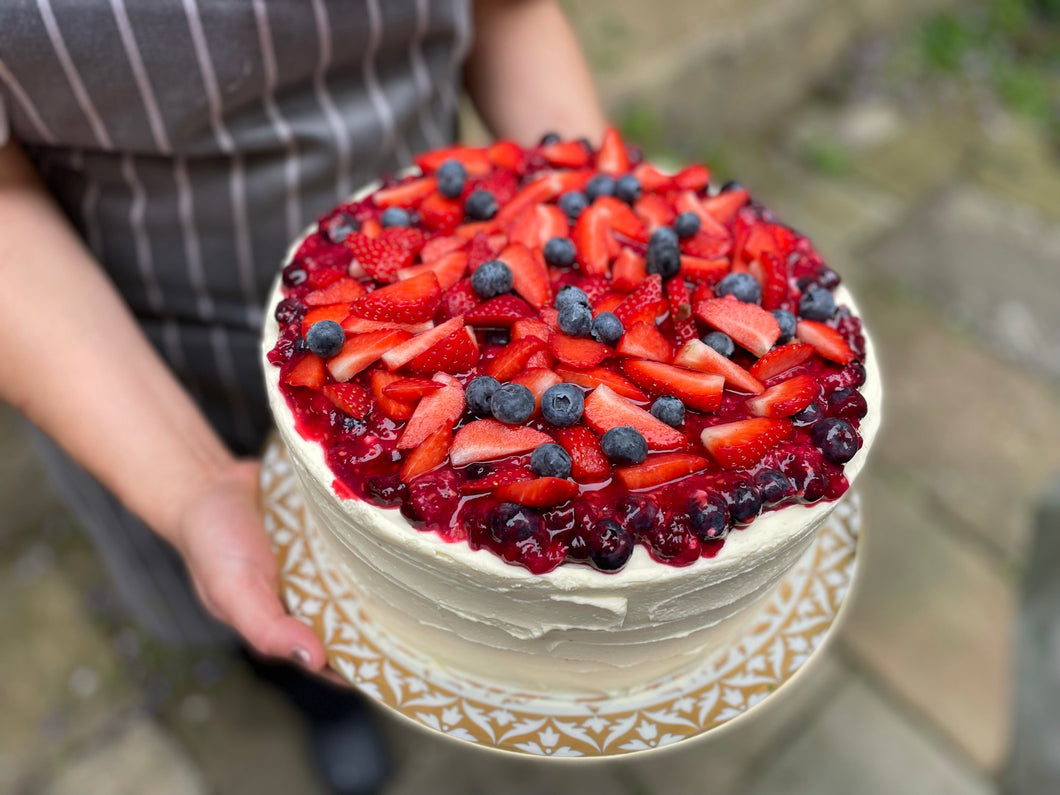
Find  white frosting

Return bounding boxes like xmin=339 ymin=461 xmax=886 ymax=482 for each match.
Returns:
xmin=262 ymin=204 xmax=881 ymax=696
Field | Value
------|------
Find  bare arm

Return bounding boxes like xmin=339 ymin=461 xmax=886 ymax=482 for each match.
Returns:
xmin=464 ymin=0 xmax=607 ymax=145
xmin=0 ymin=139 xmax=326 ymax=671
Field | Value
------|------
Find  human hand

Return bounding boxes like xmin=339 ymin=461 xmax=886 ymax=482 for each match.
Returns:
xmin=175 ymin=459 xmax=330 ymax=672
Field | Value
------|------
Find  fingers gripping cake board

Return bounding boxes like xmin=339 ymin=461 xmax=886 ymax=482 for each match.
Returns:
xmin=262 ymin=130 xmax=880 ymax=696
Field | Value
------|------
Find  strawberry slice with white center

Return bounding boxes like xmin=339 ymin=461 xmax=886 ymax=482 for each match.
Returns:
xmin=571 ymin=203 xmax=612 ymax=276
xmin=595 ymin=127 xmax=630 ymax=175
xmin=322 ymin=383 xmax=372 ymax=418
xmin=352 ymin=270 xmax=442 ymax=324
xmin=695 ymin=296 xmax=781 ymax=357
xmin=370 ymin=369 xmax=415 ymax=420
xmin=397 ymin=250 xmax=467 ymax=289
xmin=749 ymin=342 xmax=815 ymax=380
xmin=552 ymin=425 xmax=611 ymax=481
xmin=616 ymin=321 xmax=673 ymax=362
xmin=507 ymin=204 xmax=542 ymax=250
xmin=511 ymin=368 xmax=563 ymax=413
xmin=346 ymin=233 xmax=414 ymax=283
xmin=796 ymin=320 xmax=856 ymax=364
xmin=372 ymin=176 xmax=438 ymax=208
xmin=615 ymin=452 xmax=710 ymax=490
xmin=744 ymin=374 xmax=818 ymax=418
xmin=673 ymin=339 xmax=765 ymax=394
xmin=381 ymin=316 xmax=464 ymax=370
xmin=415 ymin=146 xmax=492 ymax=176
xmin=621 ymin=360 xmax=724 ymax=412
xmin=449 ymin=419 xmax=554 ymax=466
xmin=327 ymin=329 xmax=413 ymax=382
xmin=491 ymin=477 xmax=579 ymax=508
xmin=700 ymin=418 xmax=793 ymax=469
xmin=404 ymin=325 xmax=480 ymax=377
xmin=499 ymin=242 xmax=551 ymax=309
xmin=582 ymin=385 xmax=686 ymax=450
xmin=535 ymin=204 xmax=570 ymax=246
xmin=398 ymin=374 xmax=464 ymax=449
xmin=553 ymin=365 xmax=647 ymax=402
xmin=381 ymin=377 xmax=444 ymax=402
xmin=341 ymin=316 xmax=433 ymax=335
xmin=399 ymin=421 xmax=453 ymax=483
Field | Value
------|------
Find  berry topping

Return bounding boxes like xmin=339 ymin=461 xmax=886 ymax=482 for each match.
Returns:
xmin=540 ymin=383 xmax=585 ymax=427
xmin=700 ymin=418 xmax=793 ymax=469
xmin=828 ymin=388 xmax=869 ymax=421
xmin=305 ymin=320 xmax=345 ymax=358
xmin=799 ymin=286 xmax=836 ymax=320
xmin=756 ymin=469 xmax=793 ymax=505
xmin=555 ymin=284 xmax=590 ymax=311
xmin=689 ymin=490 xmax=730 ymax=541
xmin=397 ymin=374 xmax=464 ymax=449
xmin=491 ymin=383 xmax=536 ymax=424
xmin=673 ymin=339 xmax=765 ymax=394
xmin=400 ymin=422 xmax=453 ymax=483
xmin=729 ymin=481 xmax=762 ymax=524
xmin=796 ymin=320 xmax=855 ymax=364
xmin=558 ymin=191 xmax=588 ymax=220
xmin=404 ymin=325 xmax=479 ymax=377
xmin=585 ymin=174 xmax=616 ymax=201
xmin=650 ymin=396 xmax=685 ymax=427
xmin=381 ymin=206 xmax=411 ymax=228
xmin=701 ymin=331 xmax=734 ymax=359
xmin=489 ymin=502 xmax=543 ymax=544
xmin=749 ymin=342 xmax=815 ymax=380
xmin=557 ymin=301 xmax=593 ymax=337
xmin=583 ymin=384 xmax=686 ymax=449
xmin=615 ymin=452 xmax=707 ymax=489
xmin=543 ymin=237 xmax=577 ymax=267
xmin=321 ymin=382 xmax=372 ymax=418
xmin=673 ymin=211 xmax=701 ymax=239
xmin=622 ymin=360 xmax=723 ymax=412
xmin=646 ymin=227 xmax=681 ymax=280
xmin=501 ymin=243 xmax=552 ymax=309
xmin=614 ymin=175 xmax=642 ymax=204
xmin=352 ymin=271 xmax=442 ymax=323
xmin=436 ymin=159 xmax=467 ymax=198
xmin=465 ymin=189 xmax=498 ymax=221
xmin=586 ymin=519 xmax=634 ymax=572
xmin=696 ymin=297 xmax=781 ymax=357
xmin=745 ymin=374 xmax=818 ymax=418
xmin=530 ymin=444 xmax=573 ymax=479
xmin=466 ymin=375 xmax=501 ymax=417
xmin=591 ymin=312 xmax=624 ymax=346
xmin=553 ymin=425 xmax=611 ymax=482
xmin=492 ymin=478 xmax=579 ymax=508
xmin=471 ymin=258 xmax=513 ymax=298
xmin=601 ymin=426 xmax=648 ymax=465
xmin=450 ymin=419 xmax=553 ymax=466
xmin=327 ymin=329 xmax=412 ymax=382
xmin=811 ymin=417 xmax=860 ymax=464
xmin=715 ymin=272 xmax=761 ymax=304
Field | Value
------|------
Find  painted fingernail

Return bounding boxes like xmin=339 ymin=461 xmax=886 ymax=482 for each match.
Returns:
xmin=290 ymin=647 xmax=311 ymax=667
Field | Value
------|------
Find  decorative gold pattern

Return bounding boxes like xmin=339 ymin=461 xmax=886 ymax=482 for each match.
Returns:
xmin=261 ymin=436 xmax=860 ymax=757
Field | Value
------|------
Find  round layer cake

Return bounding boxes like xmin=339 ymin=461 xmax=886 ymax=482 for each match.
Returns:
xmin=262 ymin=130 xmax=880 ymax=695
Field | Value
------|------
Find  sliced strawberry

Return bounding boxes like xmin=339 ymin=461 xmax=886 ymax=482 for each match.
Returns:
xmin=496 ymin=170 xmax=593 ymax=223
xmin=381 ymin=377 xmax=444 ymax=402
xmin=285 ymin=354 xmax=325 ymax=389
xmin=617 ymin=321 xmax=673 ymax=362
xmin=352 ymin=270 xmax=442 ymax=323
xmin=487 ymin=140 xmax=528 ymax=174
xmin=327 ymin=329 xmax=412 ymax=382
xmin=360 ymin=218 xmax=381 ymax=238
xmin=539 ymin=307 xmax=560 ymax=330
xmin=341 ymin=316 xmax=434 ymax=335
xmin=553 ymin=365 xmax=648 ymax=402
xmin=486 ymin=336 xmax=547 ymax=381
xmin=500 ymin=242 xmax=551 ymax=309
xmin=700 ymin=418 xmax=793 ymax=469
xmin=680 ymin=256 xmax=729 ymax=285
xmin=682 ymin=231 xmax=732 ymax=260
xmin=673 ymin=339 xmax=765 ymax=394
xmin=455 ymin=220 xmax=503 ymax=239
xmin=449 ymin=419 xmax=553 ymax=466
xmin=466 ymin=231 xmax=500 ymax=272
xmin=378 ymin=226 xmax=426 ymax=255
xmin=464 ymin=294 xmax=535 ymax=327
xmin=511 ymin=317 xmax=553 ymax=343
xmin=749 ymin=342 xmax=815 ymax=380
xmin=666 ymin=278 xmax=699 ymax=345
xmin=372 ymin=176 xmax=438 ymax=208
xmin=552 ymin=425 xmax=611 ymax=482
xmin=421 ymin=235 xmax=467 ymax=264
xmin=405 ymin=325 xmax=480 ymax=377
xmin=419 ymin=193 xmax=464 ymax=233
xmin=634 ymin=193 xmax=677 ymax=231
xmin=621 ymin=359 xmax=724 ymax=412
xmin=675 ymin=191 xmax=731 ymax=239
xmin=594 ymin=292 xmax=625 ymax=316
xmin=322 ymin=382 xmax=372 ymax=418
xmin=492 ymin=477 xmax=579 ymax=508
xmin=696 ymin=296 xmax=781 ymax=357
xmin=579 ymin=275 xmax=612 ymax=306
xmin=632 ymin=162 xmax=674 ymax=192
xmin=549 ymin=333 xmax=611 ymax=368
xmin=797 ymin=320 xmax=855 ymax=364
xmin=507 ymin=203 xmax=541 ymax=250
xmin=437 ymin=278 xmax=480 ymax=320
xmin=571 ymin=203 xmax=612 ymax=276
xmin=700 ymin=189 xmax=749 ymax=225
xmin=583 ymin=385 xmax=686 ymax=449
xmin=612 ymin=249 xmax=648 ymax=293
xmin=535 ymin=204 xmax=569 ymax=246
xmin=397 ymin=250 xmax=468 ymax=289
xmin=304 ymin=277 xmax=366 ymax=306
xmin=398 ymin=374 xmax=465 ymax=449
xmin=615 ymin=452 xmax=709 ymax=490
xmin=525 ymin=350 xmax=556 ymax=369
xmin=745 ymin=374 xmax=817 ymax=418
xmin=749 ymin=251 xmax=788 ymax=310
xmin=614 ymin=274 xmax=667 ymax=327
xmin=302 ymin=304 xmax=351 ymax=336
xmin=381 ymin=316 xmax=464 ymax=370
xmin=415 ymin=146 xmax=492 ymax=177
xmin=596 ymin=196 xmax=649 ymax=243
xmin=459 ymin=466 xmax=534 ymax=494
xmin=400 ymin=421 xmax=453 ymax=483
xmin=370 ymin=369 xmax=415 ymax=420
xmin=595 ymin=127 xmax=630 ymax=175
xmin=346 ymin=233 xmax=415 ymax=283
xmin=672 ymin=165 xmax=711 ymax=192
xmin=540 ymin=140 xmax=592 ymax=168
xmin=511 ymin=368 xmax=562 ymax=411
xmin=738 ymin=222 xmax=782 ymax=265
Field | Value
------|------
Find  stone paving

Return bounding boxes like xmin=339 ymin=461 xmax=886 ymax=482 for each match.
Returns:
xmin=4 ymin=13 xmax=1060 ymax=795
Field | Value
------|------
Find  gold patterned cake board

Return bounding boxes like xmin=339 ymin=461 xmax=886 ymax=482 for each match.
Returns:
xmin=261 ymin=435 xmax=861 ymax=759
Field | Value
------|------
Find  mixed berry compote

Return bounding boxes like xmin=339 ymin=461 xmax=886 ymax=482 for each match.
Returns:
xmin=267 ymin=129 xmax=869 ymax=575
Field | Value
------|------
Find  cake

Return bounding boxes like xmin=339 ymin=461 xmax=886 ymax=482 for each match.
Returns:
xmin=262 ymin=130 xmax=880 ymax=695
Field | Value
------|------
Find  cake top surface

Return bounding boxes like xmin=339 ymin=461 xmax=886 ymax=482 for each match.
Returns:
xmin=265 ymin=129 xmax=874 ymax=575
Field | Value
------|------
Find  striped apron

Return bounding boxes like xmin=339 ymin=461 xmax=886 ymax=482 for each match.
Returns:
xmin=0 ymin=0 xmax=472 ymax=644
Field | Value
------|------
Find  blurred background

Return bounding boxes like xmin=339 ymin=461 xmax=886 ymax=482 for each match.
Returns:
xmin=3 ymin=0 xmax=1059 ymax=792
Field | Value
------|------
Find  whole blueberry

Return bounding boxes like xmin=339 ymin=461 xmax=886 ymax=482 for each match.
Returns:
xmin=828 ymin=388 xmax=869 ymax=421
xmin=466 ymin=376 xmax=501 ymax=417
xmin=615 ymin=174 xmax=642 ymax=204
xmin=471 ymin=258 xmax=513 ymax=298
xmin=531 ymin=443 xmax=573 ymax=479
xmin=702 ymin=331 xmax=735 ymax=359
xmin=465 ymin=189 xmax=498 ymax=221
xmin=274 ymin=296 xmax=305 ymax=326
xmin=792 ymin=400 xmax=824 ymax=426
xmin=491 ymin=383 xmax=536 ymax=424
xmin=323 ymin=212 xmax=358 ymax=243
xmin=689 ymin=490 xmax=730 ymax=541
xmin=555 ymin=284 xmax=590 ymax=311
xmin=585 ymin=174 xmax=616 ymax=202
xmin=721 ymin=180 xmax=743 ymax=192
xmin=489 ymin=502 xmax=544 ymax=545
xmin=615 ymin=495 xmax=658 ymax=535
xmin=539 ymin=131 xmax=561 ymax=146
xmin=716 ymin=272 xmax=761 ymax=304
xmin=773 ymin=309 xmax=797 ymax=343
xmin=811 ymin=417 xmax=860 ymax=464
xmin=541 ymin=383 xmax=585 ymax=427
xmin=755 ymin=469 xmax=793 ymax=506
xmin=799 ymin=287 xmax=836 ymax=320
xmin=587 ymin=519 xmax=634 ymax=572
xmin=730 ymin=482 xmax=762 ymax=524
xmin=558 ymin=302 xmax=593 ymax=337
xmin=816 ymin=266 xmax=841 ymax=291
xmin=591 ymin=312 xmax=624 ymax=346
xmin=558 ymin=191 xmax=588 ymax=220
xmin=543 ymin=237 xmax=577 ymax=267
xmin=673 ymin=211 xmax=701 ymax=239
xmin=600 ymin=426 xmax=648 ymax=465
xmin=305 ymin=320 xmax=345 ymax=358
xmin=436 ymin=159 xmax=467 ymax=198
xmin=650 ymin=396 xmax=685 ymax=427
xmin=380 ymin=207 xmax=411 ymax=228
xmin=646 ymin=227 xmax=681 ymax=280
xmin=282 ymin=263 xmax=308 ymax=287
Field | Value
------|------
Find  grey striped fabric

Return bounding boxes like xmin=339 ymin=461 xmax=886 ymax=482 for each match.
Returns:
xmin=1 ymin=0 xmax=472 ymax=645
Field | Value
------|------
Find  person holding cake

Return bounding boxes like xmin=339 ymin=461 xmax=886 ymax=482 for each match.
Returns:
xmin=0 ymin=1 xmax=606 ymax=791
